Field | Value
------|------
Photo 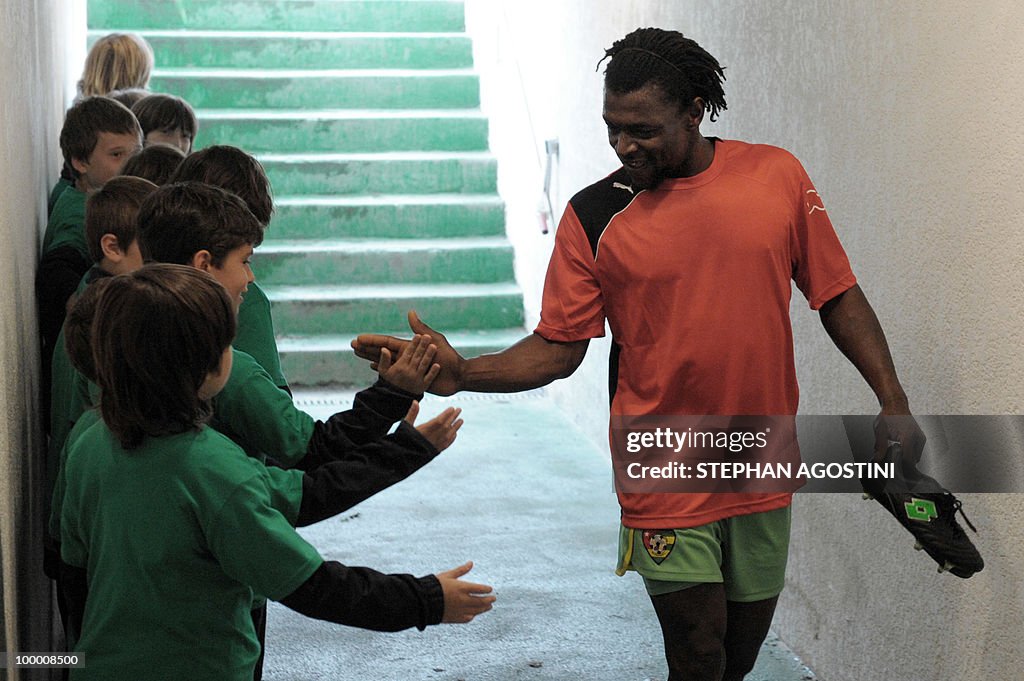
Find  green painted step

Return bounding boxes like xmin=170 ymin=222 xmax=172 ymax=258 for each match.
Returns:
xmin=195 ymin=110 xmax=488 ymax=152
xmin=264 ymin=283 xmax=524 ymax=336
xmin=151 ymin=69 xmax=479 ymax=110
xmin=97 ymin=30 xmax=473 ymax=70
xmin=277 ymin=328 xmax=527 ymax=387
xmin=259 ymin=152 xmax=497 ymax=195
xmin=88 ymin=0 xmax=466 ymax=32
xmin=89 ymin=0 xmax=524 ymax=389
xmin=268 ymin=194 xmax=505 ymax=239
xmin=253 ymin=237 xmax=514 ymax=286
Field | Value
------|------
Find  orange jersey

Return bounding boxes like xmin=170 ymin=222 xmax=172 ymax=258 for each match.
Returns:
xmin=536 ymin=139 xmax=857 ymax=528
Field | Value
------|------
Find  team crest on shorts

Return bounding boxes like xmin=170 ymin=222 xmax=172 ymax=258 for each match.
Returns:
xmin=642 ymin=530 xmax=675 ymax=564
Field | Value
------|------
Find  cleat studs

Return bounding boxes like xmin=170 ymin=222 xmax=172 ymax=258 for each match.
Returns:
xmin=914 ymin=541 xmax=924 ymax=551
xmin=862 ymin=493 xmax=873 ymax=500
xmin=938 ymin=561 xmax=955 ymax=574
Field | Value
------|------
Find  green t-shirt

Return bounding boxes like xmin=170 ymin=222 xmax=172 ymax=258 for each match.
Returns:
xmin=49 ymin=268 xmax=105 ymax=471
xmin=49 ymin=409 xmax=101 ymax=543
xmin=48 ymin=177 xmax=74 ymax=216
xmin=235 ymin=282 xmax=289 ymax=390
xmin=61 ymin=423 xmax=321 ymax=681
xmin=49 ymin=324 xmax=91 ymax=453
xmin=211 ymin=348 xmax=314 ymax=467
xmin=46 ymin=327 xmax=92 ymax=529
xmin=42 ymin=185 xmax=88 ymax=259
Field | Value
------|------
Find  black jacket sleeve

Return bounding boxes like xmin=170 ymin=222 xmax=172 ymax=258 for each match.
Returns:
xmin=36 ymin=246 xmax=90 ymax=362
xmin=58 ymin=559 xmax=89 ymax=646
xmin=279 ymin=560 xmax=444 ymax=632
xmin=36 ymin=247 xmax=90 ymax=431
xmin=295 ymin=421 xmax=439 ymax=527
xmin=298 ymin=379 xmax=422 ymax=471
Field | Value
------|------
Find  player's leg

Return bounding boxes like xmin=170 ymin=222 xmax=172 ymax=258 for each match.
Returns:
xmin=722 ymin=596 xmax=779 ymax=681
xmin=617 ymin=524 xmax=728 ymax=681
xmin=719 ymin=505 xmax=792 ymax=681
xmin=649 ymin=582 xmax=728 ymax=681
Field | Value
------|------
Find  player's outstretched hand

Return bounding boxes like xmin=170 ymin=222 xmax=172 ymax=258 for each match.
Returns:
xmin=376 ymin=333 xmax=440 ymax=394
xmin=436 ymin=561 xmax=495 ymax=624
xmin=352 ymin=310 xmax=465 ymax=396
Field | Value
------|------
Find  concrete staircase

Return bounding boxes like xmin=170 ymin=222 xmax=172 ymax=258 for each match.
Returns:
xmin=89 ymin=0 xmax=525 ymax=387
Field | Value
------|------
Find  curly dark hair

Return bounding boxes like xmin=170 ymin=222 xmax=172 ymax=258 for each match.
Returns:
xmin=598 ymin=27 xmax=727 ymax=121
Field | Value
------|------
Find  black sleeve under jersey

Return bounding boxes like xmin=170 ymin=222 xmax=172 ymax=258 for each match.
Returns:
xmin=58 ymin=559 xmax=89 ymax=646
xmin=36 ymin=246 xmax=90 ymax=431
xmin=279 ymin=560 xmax=444 ymax=632
xmin=295 ymin=421 xmax=439 ymax=527
xmin=36 ymin=246 xmax=90 ymax=358
xmin=297 ymin=379 xmax=422 ymax=472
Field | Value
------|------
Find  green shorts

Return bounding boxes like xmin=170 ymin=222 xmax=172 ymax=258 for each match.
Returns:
xmin=616 ymin=506 xmax=791 ymax=602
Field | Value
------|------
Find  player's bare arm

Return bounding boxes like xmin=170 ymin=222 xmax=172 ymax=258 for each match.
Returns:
xmin=352 ymin=310 xmax=589 ymax=395
xmin=818 ymin=284 xmax=925 ymax=459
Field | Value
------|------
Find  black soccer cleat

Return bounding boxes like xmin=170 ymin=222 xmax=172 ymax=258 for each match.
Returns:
xmin=862 ymin=442 xmax=984 ymax=579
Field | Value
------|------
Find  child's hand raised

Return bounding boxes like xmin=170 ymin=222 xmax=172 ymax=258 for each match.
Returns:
xmin=404 ymin=403 xmax=463 ymax=452
xmin=435 ymin=561 xmax=495 ymax=623
xmin=377 ymin=334 xmax=440 ymax=394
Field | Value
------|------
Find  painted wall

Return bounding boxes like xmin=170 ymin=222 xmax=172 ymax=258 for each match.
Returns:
xmin=0 ymin=0 xmax=83 ymax=672
xmin=467 ymin=0 xmax=1024 ymax=678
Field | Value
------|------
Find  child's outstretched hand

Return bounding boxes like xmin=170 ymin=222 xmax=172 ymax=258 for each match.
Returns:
xmin=378 ymin=334 xmax=440 ymax=394
xmin=436 ymin=561 xmax=495 ymax=623
xmin=404 ymin=402 xmax=464 ymax=452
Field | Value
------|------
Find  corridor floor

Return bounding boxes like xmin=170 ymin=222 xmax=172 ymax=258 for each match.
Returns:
xmin=264 ymin=390 xmax=817 ymax=681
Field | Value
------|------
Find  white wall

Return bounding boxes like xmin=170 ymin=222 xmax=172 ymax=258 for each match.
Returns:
xmin=0 ymin=0 xmax=82 ymax=672
xmin=467 ymin=1 xmax=1024 ymax=678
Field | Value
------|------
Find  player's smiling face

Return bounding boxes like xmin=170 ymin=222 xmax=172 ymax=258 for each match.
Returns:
xmin=603 ymin=83 xmax=697 ymax=191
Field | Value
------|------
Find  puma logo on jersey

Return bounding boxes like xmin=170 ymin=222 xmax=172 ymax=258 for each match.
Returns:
xmin=613 ymin=182 xmax=635 ymax=194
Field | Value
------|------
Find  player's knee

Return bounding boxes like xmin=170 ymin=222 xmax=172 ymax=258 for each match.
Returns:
xmin=721 ymin=651 xmax=758 ymax=681
xmin=665 ymin=634 xmax=724 ymax=681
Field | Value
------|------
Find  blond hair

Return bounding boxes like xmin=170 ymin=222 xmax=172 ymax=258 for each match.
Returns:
xmin=78 ymin=33 xmax=155 ymax=97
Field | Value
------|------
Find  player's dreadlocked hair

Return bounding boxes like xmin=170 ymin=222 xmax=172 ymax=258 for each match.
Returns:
xmin=598 ymin=27 xmax=727 ymax=122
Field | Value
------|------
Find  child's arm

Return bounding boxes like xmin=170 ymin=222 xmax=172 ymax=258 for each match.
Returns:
xmin=214 ymin=349 xmax=432 ymax=470
xmin=293 ymin=407 xmax=463 ymax=527
xmin=293 ymin=334 xmax=444 ymax=467
xmin=435 ymin=561 xmax=497 ymax=623
xmin=278 ymin=560 xmax=494 ymax=631
xmin=58 ymin=560 xmax=88 ymax=646
xmin=235 ymin=282 xmax=290 ymax=392
xmin=36 ymin=248 xmax=90 ymax=371
xmin=210 ymin=350 xmax=315 ymax=467
xmin=300 ymin=379 xmax=423 ymax=465
xmin=207 ymin=460 xmax=493 ymax=633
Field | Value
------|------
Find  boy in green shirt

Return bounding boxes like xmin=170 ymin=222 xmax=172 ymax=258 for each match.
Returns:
xmin=45 ymin=176 xmax=156 ymax=589
xmin=49 ymin=176 xmax=155 ymax=465
xmin=38 ymin=96 xmax=142 ymax=429
xmin=171 ymin=144 xmax=289 ymax=390
xmin=61 ymin=265 xmax=493 ymax=681
xmin=134 ymin=182 xmax=467 ymax=677
xmin=131 ymin=92 xmax=198 ymax=155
